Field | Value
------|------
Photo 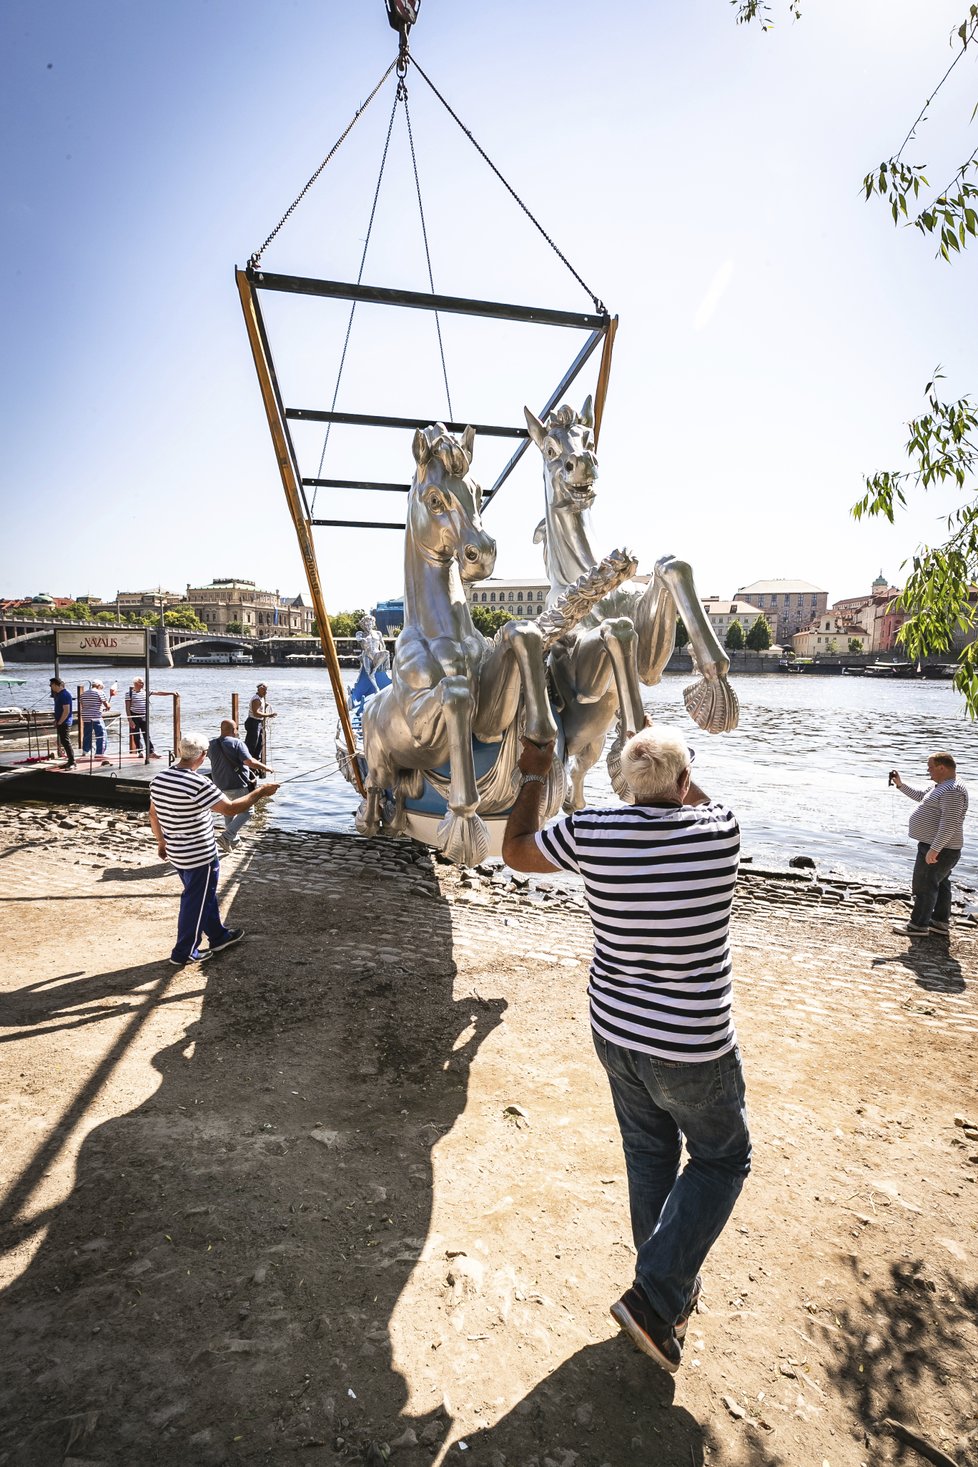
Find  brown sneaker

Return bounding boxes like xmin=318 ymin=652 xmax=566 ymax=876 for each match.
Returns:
xmin=610 ymin=1285 xmax=682 ymax=1373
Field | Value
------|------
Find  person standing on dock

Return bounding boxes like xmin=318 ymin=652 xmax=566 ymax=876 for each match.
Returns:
xmin=126 ymin=677 xmax=162 ymax=760
xmin=890 ymin=753 xmax=969 ymax=937
xmin=49 ymin=678 xmax=75 ymax=769
xmin=207 ymin=718 xmax=273 ymax=851
xmin=79 ymin=680 xmax=112 ymax=765
xmin=149 ymin=729 xmax=279 ymax=966
xmin=502 ymin=725 xmax=750 ymax=1377
xmin=243 ymin=683 xmax=276 ymax=765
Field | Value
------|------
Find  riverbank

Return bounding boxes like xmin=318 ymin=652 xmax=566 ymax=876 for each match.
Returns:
xmin=1 ymin=803 xmax=976 ymax=1467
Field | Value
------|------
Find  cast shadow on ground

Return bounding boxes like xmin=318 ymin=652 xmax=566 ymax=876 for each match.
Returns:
xmin=0 ymin=962 xmax=206 ymax=1046
xmin=823 ymin=1255 xmax=978 ymax=1464
xmin=0 ymin=837 xmax=782 ymax=1467
xmin=100 ymin=861 xmax=174 ymax=881
xmin=0 ymin=842 xmax=507 ymax=1465
xmin=870 ymin=940 xmax=965 ymax=993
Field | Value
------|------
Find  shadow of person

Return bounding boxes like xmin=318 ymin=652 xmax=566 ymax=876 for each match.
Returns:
xmin=871 ymin=939 xmax=965 ymax=994
xmin=0 ymin=839 xmax=505 ymax=1466
xmin=460 ymin=1333 xmax=787 ymax=1467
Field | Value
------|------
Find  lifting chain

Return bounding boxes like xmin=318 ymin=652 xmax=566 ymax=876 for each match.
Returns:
xmin=248 ymin=60 xmax=397 ymax=273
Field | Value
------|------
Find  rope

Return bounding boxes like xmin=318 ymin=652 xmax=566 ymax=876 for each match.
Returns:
xmin=248 ymin=60 xmax=398 ymax=271
xmin=406 ymin=54 xmax=605 ymax=314
xmin=404 ymin=91 xmax=454 ymax=420
xmin=312 ymin=86 xmax=402 ymax=512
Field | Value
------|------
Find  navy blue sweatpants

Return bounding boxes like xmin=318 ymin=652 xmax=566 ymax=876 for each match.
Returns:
xmin=173 ymin=858 xmax=231 ymax=963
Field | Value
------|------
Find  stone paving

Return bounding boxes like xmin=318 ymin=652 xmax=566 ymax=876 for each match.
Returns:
xmin=3 ymin=802 xmax=974 ymax=1046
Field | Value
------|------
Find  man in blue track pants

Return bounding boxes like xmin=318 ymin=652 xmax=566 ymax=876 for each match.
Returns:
xmin=149 ymin=730 xmax=279 ymax=966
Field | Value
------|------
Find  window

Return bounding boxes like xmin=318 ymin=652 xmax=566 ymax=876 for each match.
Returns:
xmin=490 ymin=593 xmax=495 ymax=603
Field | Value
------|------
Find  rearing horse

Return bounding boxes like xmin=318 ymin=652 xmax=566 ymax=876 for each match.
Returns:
xmin=526 ymin=396 xmax=739 ymax=811
xmin=357 ymin=423 xmax=557 ymax=865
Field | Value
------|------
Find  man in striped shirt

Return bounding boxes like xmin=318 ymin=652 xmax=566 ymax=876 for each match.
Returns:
xmin=126 ymin=677 xmax=161 ymax=759
xmin=150 ymin=730 xmax=279 ymax=966
xmin=503 ymin=724 xmax=751 ymax=1375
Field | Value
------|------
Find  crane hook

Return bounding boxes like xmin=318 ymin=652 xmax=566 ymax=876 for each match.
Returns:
xmin=386 ymin=0 xmax=419 ymax=75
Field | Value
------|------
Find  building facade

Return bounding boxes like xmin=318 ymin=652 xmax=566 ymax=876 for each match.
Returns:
xmin=792 ymin=613 xmax=870 ymax=657
xmin=734 ymin=579 xmax=828 ymax=643
xmin=186 ymin=579 xmax=315 ymax=637
xmin=470 ymin=577 xmax=549 ymax=616
xmin=701 ymin=598 xmax=772 ymax=644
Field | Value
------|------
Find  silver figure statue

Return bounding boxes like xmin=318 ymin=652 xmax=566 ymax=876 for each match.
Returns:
xmin=355 ymin=424 xmax=558 ymax=866
xmin=526 ymin=396 xmax=739 ymax=811
xmin=355 ymin=613 xmax=391 ymax=691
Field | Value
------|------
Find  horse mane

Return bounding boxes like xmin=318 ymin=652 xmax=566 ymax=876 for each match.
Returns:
xmin=416 ymin=423 xmax=472 ymax=479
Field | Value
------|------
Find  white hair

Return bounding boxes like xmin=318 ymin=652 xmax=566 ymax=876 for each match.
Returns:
xmin=178 ymin=729 xmax=208 ymax=760
xmin=620 ymin=724 xmax=690 ymax=801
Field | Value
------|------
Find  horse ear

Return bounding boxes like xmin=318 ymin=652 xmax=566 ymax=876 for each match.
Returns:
xmin=412 ymin=427 xmax=429 ymax=467
xmin=532 ymin=518 xmax=547 ymax=546
xmin=461 ymin=424 xmax=476 ymax=464
xmin=580 ymin=394 xmax=594 ymax=428
xmin=524 ymin=406 xmax=548 ymax=448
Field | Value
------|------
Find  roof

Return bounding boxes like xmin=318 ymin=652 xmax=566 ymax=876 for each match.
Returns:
xmin=702 ymin=599 xmax=765 ymax=616
xmin=735 ymin=580 xmax=826 ymax=595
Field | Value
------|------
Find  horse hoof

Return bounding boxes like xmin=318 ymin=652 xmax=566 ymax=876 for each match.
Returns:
xmin=683 ymin=675 xmax=740 ymax=734
xmin=437 ymin=812 xmax=490 ymax=867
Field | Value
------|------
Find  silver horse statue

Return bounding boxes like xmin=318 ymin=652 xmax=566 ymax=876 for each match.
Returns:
xmin=355 ymin=423 xmax=558 ymax=866
xmin=526 ymin=396 xmax=739 ymax=811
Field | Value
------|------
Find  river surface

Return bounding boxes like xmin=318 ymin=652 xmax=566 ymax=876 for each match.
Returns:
xmin=6 ymin=664 xmax=977 ymax=893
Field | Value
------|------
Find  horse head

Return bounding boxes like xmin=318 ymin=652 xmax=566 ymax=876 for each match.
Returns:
xmin=410 ymin=423 xmax=497 ymax=582
xmin=524 ymin=397 xmax=599 ymax=594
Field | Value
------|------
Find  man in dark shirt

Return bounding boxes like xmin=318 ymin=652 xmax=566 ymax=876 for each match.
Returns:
xmin=49 ymin=678 xmax=75 ymax=769
xmin=207 ymin=719 xmax=273 ymax=851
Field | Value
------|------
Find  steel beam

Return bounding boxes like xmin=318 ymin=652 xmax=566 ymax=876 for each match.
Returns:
xmin=309 ymin=518 xmax=406 ymax=531
xmin=235 ymin=268 xmax=364 ymax=792
xmin=287 ymin=408 xmax=525 ymax=439
xmin=301 ymin=477 xmax=411 ymax=493
xmin=248 ymin=268 xmax=609 ymax=331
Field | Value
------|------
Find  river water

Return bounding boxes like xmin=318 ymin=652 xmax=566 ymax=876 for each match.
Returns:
xmin=6 ymin=664 xmax=977 ymax=893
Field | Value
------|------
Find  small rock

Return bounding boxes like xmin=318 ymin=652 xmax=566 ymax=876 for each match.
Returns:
xmin=723 ymin=1395 xmax=746 ymax=1419
xmin=390 ymin=1427 xmax=418 ymax=1449
xmin=789 ymin=855 xmax=816 ymax=869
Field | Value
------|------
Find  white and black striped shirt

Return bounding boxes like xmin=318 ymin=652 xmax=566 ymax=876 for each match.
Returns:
xmin=536 ymin=801 xmax=740 ymax=1062
xmin=150 ymin=766 xmax=222 ymax=870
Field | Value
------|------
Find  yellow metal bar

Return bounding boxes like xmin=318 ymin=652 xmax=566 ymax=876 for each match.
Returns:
xmin=235 ymin=269 xmax=365 ymax=795
xmin=592 ymin=314 xmax=619 ymax=450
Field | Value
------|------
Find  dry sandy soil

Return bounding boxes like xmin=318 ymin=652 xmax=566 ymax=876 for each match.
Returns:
xmin=0 ymin=800 xmax=976 ymax=1467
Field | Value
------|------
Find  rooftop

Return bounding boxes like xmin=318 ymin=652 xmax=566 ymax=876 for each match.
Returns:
xmin=736 ymin=579 xmax=826 ymax=594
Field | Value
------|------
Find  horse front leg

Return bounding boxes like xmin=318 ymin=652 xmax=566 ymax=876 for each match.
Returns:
xmin=649 ymin=554 xmax=739 ymax=734
xmin=436 ymin=674 xmax=490 ymax=866
xmin=475 ymin=620 xmax=557 ymax=746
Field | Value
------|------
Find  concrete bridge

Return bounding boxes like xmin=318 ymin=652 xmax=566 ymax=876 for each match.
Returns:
xmin=0 ymin=617 xmax=258 ymax=669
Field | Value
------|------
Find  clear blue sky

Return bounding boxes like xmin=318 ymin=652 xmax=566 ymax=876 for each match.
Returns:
xmin=2 ymin=0 xmax=974 ymax=611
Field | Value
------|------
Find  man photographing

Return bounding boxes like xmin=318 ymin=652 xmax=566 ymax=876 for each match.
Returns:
xmin=502 ymin=725 xmax=750 ymax=1375
xmin=890 ymin=752 xmax=969 ymax=937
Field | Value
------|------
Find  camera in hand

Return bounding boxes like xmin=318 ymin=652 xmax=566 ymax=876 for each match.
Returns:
xmin=888 ymin=769 xmax=899 ymax=786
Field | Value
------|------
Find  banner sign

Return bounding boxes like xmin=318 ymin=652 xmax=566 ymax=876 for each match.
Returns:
xmin=55 ymin=628 xmax=149 ymax=658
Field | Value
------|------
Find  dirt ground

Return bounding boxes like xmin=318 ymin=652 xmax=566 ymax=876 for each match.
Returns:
xmin=0 ymin=799 xmax=976 ymax=1467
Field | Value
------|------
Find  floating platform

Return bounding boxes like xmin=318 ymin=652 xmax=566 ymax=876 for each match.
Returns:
xmin=0 ymin=750 xmax=160 ymax=809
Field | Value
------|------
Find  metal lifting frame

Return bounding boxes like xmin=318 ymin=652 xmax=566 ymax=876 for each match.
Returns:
xmin=238 ymin=265 xmax=617 ymax=529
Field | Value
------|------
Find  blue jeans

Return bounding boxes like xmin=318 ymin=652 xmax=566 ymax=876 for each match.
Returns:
xmin=82 ymin=719 xmax=107 ymax=756
xmin=910 ymin=842 xmax=960 ymax=928
xmin=173 ymin=858 xmax=232 ymax=963
xmin=220 ymin=788 xmax=252 ymax=844
xmin=593 ymin=1032 xmax=751 ymax=1326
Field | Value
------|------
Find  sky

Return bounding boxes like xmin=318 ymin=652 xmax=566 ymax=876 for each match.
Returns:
xmin=2 ymin=0 xmax=975 ymax=613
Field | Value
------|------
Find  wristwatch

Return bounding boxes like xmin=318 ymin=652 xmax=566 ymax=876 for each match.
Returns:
xmin=520 ymin=773 xmax=547 ymax=786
